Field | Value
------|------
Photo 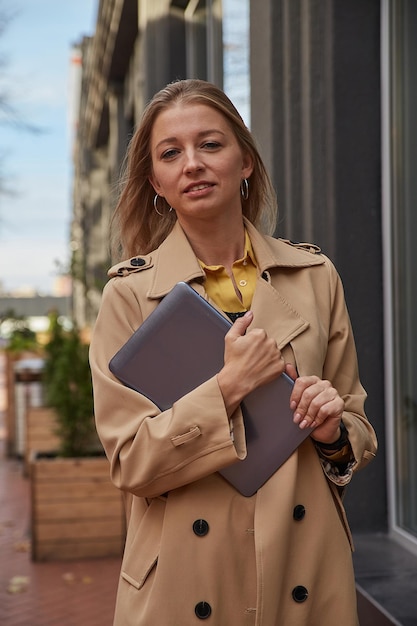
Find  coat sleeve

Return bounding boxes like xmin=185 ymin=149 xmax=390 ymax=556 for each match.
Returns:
xmin=89 ymin=277 xmax=247 ymax=499
xmin=319 ymin=256 xmax=377 ymax=475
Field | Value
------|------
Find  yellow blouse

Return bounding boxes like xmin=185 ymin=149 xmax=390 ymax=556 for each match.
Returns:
xmin=198 ymin=231 xmax=257 ymax=313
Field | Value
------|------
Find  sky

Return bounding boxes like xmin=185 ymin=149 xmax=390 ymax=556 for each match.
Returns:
xmin=0 ymin=0 xmax=97 ymax=295
xmin=0 ymin=0 xmax=249 ymax=298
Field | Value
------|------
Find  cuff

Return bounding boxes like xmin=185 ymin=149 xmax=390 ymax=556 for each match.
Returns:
xmin=317 ymin=446 xmax=355 ymax=487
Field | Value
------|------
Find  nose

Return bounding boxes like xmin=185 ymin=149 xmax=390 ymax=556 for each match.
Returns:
xmin=183 ymin=148 xmax=204 ymax=173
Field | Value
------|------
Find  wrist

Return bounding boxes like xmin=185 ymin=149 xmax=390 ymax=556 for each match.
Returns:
xmin=312 ymin=421 xmax=349 ymax=451
xmin=217 ymin=371 xmax=245 ymax=416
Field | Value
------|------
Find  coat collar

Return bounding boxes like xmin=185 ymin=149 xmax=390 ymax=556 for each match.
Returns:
xmin=147 ymin=221 xmax=206 ymax=299
xmin=147 ymin=218 xmax=324 ymax=300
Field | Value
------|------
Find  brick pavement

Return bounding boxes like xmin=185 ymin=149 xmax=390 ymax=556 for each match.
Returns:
xmin=0 ymin=349 xmax=123 ymax=626
xmin=0 ymin=439 xmax=122 ymax=626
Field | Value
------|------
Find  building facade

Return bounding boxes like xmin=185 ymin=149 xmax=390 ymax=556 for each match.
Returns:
xmin=250 ymin=2 xmax=417 ymax=622
xmin=71 ymin=0 xmax=417 ymax=622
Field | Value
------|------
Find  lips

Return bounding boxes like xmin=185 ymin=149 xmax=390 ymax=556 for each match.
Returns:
xmin=184 ymin=182 xmax=214 ymax=193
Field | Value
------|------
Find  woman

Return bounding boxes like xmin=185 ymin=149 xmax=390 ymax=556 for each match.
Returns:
xmin=89 ymin=79 xmax=377 ymax=625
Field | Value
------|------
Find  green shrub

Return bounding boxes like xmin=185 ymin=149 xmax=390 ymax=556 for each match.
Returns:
xmin=43 ymin=312 xmax=99 ymax=457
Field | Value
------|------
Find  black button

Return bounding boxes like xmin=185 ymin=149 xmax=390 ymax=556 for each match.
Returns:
xmin=293 ymin=505 xmax=306 ymax=521
xmin=195 ymin=601 xmax=212 ymax=619
xmin=193 ymin=519 xmax=209 ymax=537
xmin=131 ymin=257 xmax=146 ymax=266
xmin=292 ymin=586 xmax=308 ymax=603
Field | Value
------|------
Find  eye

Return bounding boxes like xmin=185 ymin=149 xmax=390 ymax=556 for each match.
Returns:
xmin=202 ymin=141 xmax=221 ymax=150
xmin=161 ymin=148 xmax=179 ymax=160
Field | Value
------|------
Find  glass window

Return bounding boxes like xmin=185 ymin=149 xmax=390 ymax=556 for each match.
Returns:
xmin=222 ymin=0 xmax=250 ymax=126
xmin=391 ymin=0 xmax=417 ymax=537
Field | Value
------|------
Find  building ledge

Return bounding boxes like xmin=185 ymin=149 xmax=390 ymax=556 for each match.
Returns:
xmin=353 ymin=532 xmax=417 ymax=626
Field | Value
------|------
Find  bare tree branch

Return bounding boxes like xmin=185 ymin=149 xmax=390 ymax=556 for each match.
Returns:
xmin=0 ymin=3 xmax=43 ymax=203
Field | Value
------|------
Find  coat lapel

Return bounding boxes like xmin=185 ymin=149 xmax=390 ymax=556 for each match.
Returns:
xmin=148 ymin=222 xmax=205 ymax=299
xmin=245 ymin=220 xmax=316 ymax=348
xmin=147 ymin=219 xmax=318 ymax=348
xmin=250 ymin=277 xmax=309 ymax=349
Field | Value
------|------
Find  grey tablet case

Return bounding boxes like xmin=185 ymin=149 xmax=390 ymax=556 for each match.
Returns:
xmin=109 ymin=281 xmax=312 ymax=496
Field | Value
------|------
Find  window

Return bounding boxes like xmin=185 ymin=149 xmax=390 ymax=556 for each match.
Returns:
xmin=222 ymin=0 xmax=250 ymax=126
xmin=389 ymin=0 xmax=417 ymax=542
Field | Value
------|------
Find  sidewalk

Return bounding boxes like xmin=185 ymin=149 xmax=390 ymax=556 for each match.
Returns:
xmin=0 ymin=352 xmax=122 ymax=626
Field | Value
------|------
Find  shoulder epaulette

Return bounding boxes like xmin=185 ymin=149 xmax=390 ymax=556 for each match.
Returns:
xmin=279 ymin=239 xmax=322 ymax=254
xmin=108 ymin=255 xmax=153 ymax=278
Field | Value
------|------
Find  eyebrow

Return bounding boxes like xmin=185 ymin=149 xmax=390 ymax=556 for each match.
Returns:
xmin=154 ymin=129 xmax=226 ymax=151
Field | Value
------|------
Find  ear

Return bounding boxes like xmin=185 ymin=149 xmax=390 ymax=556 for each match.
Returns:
xmin=241 ymin=152 xmax=254 ymax=180
xmin=148 ymin=175 xmax=164 ymax=198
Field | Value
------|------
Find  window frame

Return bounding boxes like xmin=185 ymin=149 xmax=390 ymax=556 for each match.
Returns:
xmin=382 ymin=0 xmax=417 ymax=556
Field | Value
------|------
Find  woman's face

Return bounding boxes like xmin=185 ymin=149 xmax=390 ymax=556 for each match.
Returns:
xmin=149 ymin=102 xmax=253 ymax=227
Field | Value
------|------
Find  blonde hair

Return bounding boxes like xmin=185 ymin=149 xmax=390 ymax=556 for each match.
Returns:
xmin=111 ymin=79 xmax=277 ymax=260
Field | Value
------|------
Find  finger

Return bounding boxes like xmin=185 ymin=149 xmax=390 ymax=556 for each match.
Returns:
xmin=310 ymin=395 xmax=344 ymax=426
xmin=292 ymin=380 xmax=334 ymax=424
xmin=285 ymin=363 xmax=298 ymax=382
xmin=297 ymin=391 xmax=343 ymax=429
xmin=290 ymin=375 xmax=321 ymax=411
xmin=225 ymin=310 xmax=253 ymax=339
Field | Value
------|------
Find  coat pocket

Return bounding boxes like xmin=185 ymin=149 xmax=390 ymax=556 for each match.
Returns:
xmin=121 ymin=497 xmax=165 ymax=589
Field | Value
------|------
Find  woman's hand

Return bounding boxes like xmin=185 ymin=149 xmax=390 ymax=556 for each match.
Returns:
xmin=217 ymin=311 xmax=285 ymax=416
xmin=285 ymin=363 xmax=344 ymax=445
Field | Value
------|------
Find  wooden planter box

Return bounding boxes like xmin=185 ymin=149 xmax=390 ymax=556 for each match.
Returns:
xmin=30 ymin=455 xmax=125 ymax=562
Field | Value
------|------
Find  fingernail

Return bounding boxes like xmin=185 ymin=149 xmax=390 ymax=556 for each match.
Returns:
xmin=290 ymin=401 xmax=297 ymax=410
xmin=294 ymin=413 xmax=301 ymax=424
xmin=300 ymin=419 xmax=308 ymax=429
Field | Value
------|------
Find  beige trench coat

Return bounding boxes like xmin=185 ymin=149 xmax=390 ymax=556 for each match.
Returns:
xmin=89 ymin=219 xmax=377 ymax=626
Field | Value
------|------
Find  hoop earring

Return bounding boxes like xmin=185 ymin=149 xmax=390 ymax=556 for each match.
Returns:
xmin=153 ymin=194 xmax=173 ymax=216
xmin=240 ymin=178 xmax=249 ymax=200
